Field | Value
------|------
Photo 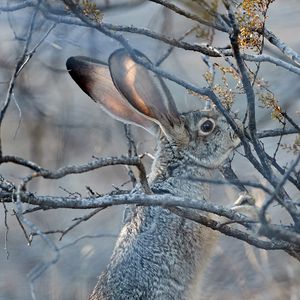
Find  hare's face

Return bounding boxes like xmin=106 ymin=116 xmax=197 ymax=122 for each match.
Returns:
xmin=181 ymin=110 xmax=241 ymax=168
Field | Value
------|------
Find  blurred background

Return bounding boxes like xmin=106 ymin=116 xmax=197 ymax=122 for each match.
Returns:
xmin=1 ymin=0 xmax=300 ymax=299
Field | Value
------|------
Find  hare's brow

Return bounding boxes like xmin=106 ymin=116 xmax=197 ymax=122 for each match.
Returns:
xmin=182 ymin=110 xmax=208 ymax=124
xmin=182 ymin=110 xmax=203 ymax=117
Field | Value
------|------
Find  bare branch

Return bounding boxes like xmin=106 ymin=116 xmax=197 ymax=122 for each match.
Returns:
xmin=3 ymin=188 xmax=300 ymax=252
xmin=263 ymin=28 xmax=300 ymax=66
xmin=59 ymin=207 xmax=106 ymax=240
xmin=1 ymin=155 xmax=151 ymax=194
xmin=169 ymin=207 xmax=296 ymax=252
xmin=243 ymin=53 xmax=300 ymax=76
xmin=257 ymin=127 xmax=300 ymax=138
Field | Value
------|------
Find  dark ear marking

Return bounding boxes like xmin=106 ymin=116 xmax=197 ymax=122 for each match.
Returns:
xmin=66 ymin=55 xmax=157 ymax=134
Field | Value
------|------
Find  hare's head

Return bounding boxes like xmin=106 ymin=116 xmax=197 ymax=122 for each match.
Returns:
xmin=178 ymin=110 xmax=241 ymax=168
xmin=66 ymin=49 xmax=241 ymax=168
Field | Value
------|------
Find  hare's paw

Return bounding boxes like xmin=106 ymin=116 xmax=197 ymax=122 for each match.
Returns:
xmin=234 ymin=193 xmax=255 ymax=206
xmin=232 ymin=193 xmax=259 ymax=222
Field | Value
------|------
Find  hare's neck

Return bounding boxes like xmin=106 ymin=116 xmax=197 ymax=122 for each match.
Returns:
xmin=149 ymin=140 xmax=214 ymax=199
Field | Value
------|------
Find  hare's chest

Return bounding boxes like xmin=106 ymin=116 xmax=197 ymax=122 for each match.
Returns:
xmin=151 ymin=177 xmax=209 ymax=201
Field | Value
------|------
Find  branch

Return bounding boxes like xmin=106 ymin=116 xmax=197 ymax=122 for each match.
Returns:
xmin=169 ymin=207 xmax=296 ymax=252
xmin=263 ymin=28 xmax=300 ymax=66
xmin=265 ymin=152 xmax=300 ymax=190
xmin=41 ymin=8 xmax=223 ymax=57
xmin=3 ymin=1 xmax=300 ymax=78
xmin=0 ymin=0 xmax=35 ymax=12
xmin=149 ymin=0 xmax=228 ymax=32
xmin=3 ymin=189 xmax=300 ymax=255
xmin=243 ymin=53 xmax=300 ymax=76
xmin=0 ymin=5 xmax=54 ymax=157
xmin=260 ymin=153 xmax=300 ymax=225
xmin=1 ymin=155 xmax=151 ymax=194
xmin=257 ymin=127 xmax=300 ymax=138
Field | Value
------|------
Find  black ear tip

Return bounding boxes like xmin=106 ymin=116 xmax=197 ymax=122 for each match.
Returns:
xmin=66 ymin=56 xmax=108 ymax=73
xmin=66 ymin=56 xmax=76 ymax=71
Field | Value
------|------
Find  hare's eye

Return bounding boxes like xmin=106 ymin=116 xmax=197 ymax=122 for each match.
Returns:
xmin=198 ymin=118 xmax=215 ymax=135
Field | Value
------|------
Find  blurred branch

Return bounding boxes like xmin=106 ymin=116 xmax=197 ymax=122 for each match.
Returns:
xmin=181 ymin=175 xmax=272 ymax=195
xmin=0 ymin=0 xmax=35 ymax=12
xmin=59 ymin=232 xmax=118 ymax=250
xmin=0 ymin=2 xmax=41 ymax=154
xmin=149 ymin=0 xmax=228 ymax=32
xmin=156 ymin=25 xmax=199 ymax=65
xmin=260 ymin=153 xmax=300 ymax=225
xmin=0 ymin=9 xmax=55 ymax=157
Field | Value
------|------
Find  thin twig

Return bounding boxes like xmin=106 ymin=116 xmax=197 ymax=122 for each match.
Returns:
xmin=59 ymin=207 xmax=106 ymax=240
xmin=260 ymin=153 xmax=300 ymax=225
xmin=2 ymin=200 xmax=10 ymax=259
xmin=13 ymin=209 xmax=31 ymax=244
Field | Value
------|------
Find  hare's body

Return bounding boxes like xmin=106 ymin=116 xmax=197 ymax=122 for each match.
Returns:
xmin=91 ymin=135 xmax=218 ymax=299
xmin=66 ymin=49 xmax=241 ymax=300
xmin=92 ymin=209 xmax=217 ymax=300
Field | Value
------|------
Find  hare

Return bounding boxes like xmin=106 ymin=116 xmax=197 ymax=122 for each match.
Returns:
xmin=66 ymin=49 xmax=242 ymax=300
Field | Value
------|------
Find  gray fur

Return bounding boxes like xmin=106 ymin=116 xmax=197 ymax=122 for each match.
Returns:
xmin=89 ymin=110 xmax=240 ymax=300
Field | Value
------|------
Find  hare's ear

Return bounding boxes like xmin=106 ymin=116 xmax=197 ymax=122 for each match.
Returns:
xmin=108 ymin=49 xmax=187 ymax=142
xmin=66 ymin=56 xmax=158 ymax=134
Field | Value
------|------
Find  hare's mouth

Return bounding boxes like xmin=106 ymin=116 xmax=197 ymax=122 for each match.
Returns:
xmin=186 ymin=148 xmax=234 ymax=169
